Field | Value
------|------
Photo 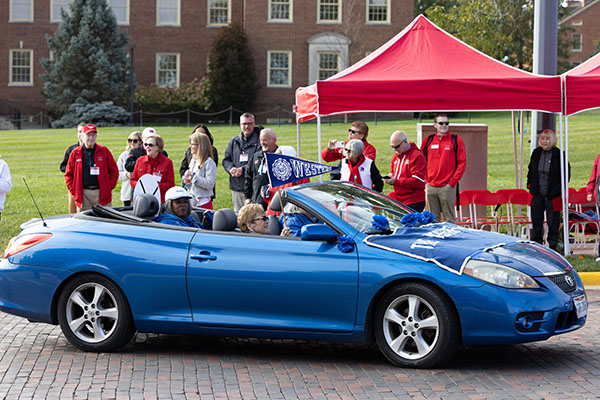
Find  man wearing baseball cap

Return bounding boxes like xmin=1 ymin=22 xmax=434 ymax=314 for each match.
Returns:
xmin=124 ymin=127 xmax=168 ymax=173
xmin=64 ymin=124 xmax=119 ymax=211
xmin=153 ymin=186 xmax=200 ymax=228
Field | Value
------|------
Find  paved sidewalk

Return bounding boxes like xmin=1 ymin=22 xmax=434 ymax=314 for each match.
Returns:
xmin=0 ymin=289 xmax=599 ymax=399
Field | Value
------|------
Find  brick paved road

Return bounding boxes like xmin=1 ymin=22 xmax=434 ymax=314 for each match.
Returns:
xmin=1 ymin=289 xmax=599 ymax=400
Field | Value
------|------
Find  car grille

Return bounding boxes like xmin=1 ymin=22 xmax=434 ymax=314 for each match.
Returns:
xmin=547 ymin=269 xmax=577 ymax=293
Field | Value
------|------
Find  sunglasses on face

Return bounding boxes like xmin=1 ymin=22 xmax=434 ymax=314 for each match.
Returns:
xmin=436 ymin=121 xmax=450 ymax=126
xmin=253 ymin=215 xmax=268 ymax=222
xmin=343 ymin=148 xmax=352 ymax=153
xmin=391 ymin=140 xmax=406 ymax=149
xmin=128 ymin=138 xmax=139 ymax=143
xmin=348 ymin=129 xmax=362 ymax=134
xmin=144 ymin=143 xmax=156 ymax=148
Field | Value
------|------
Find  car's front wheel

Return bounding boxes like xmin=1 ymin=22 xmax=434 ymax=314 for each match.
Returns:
xmin=374 ymin=282 xmax=459 ymax=368
xmin=57 ymin=274 xmax=134 ymax=352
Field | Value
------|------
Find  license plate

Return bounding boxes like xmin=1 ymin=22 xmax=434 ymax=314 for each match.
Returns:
xmin=573 ymin=295 xmax=588 ymax=319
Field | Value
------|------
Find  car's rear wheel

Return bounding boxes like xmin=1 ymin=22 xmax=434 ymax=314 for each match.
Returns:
xmin=374 ymin=282 xmax=459 ymax=368
xmin=57 ymin=274 xmax=134 ymax=352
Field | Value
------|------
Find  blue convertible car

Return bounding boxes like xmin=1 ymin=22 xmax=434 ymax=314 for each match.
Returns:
xmin=0 ymin=181 xmax=587 ymax=368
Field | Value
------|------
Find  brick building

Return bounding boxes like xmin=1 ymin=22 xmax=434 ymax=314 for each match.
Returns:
xmin=1 ymin=0 xmax=413 ymax=125
xmin=561 ymin=0 xmax=600 ymax=67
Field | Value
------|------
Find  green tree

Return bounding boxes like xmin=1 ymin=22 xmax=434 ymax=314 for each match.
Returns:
xmin=415 ymin=0 xmax=458 ymax=17
xmin=41 ymin=0 xmax=131 ymax=116
xmin=207 ymin=24 xmax=257 ymax=112
xmin=426 ymin=0 xmax=573 ymax=72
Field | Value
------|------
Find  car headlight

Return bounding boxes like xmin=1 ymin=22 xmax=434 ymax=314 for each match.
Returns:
xmin=463 ymin=259 xmax=539 ymax=289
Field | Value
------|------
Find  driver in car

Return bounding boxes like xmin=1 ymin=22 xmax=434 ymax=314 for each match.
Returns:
xmin=154 ymin=186 xmax=200 ymax=228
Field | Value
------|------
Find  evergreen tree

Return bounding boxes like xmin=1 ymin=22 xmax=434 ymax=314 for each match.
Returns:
xmin=41 ymin=0 xmax=131 ymax=115
xmin=207 ymin=24 xmax=257 ymax=112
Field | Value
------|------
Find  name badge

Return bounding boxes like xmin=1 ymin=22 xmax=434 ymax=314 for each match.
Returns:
xmin=90 ymin=166 xmax=100 ymax=175
xmin=240 ymin=154 xmax=249 ymax=163
xmin=431 ymin=144 xmax=439 ymax=149
xmin=154 ymin=173 xmax=162 ymax=182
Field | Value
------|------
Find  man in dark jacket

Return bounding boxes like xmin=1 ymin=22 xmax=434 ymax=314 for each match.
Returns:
xmin=222 ymin=113 xmax=261 ymax=212
xmin=245 ymin=128 xmax=278 ymax=209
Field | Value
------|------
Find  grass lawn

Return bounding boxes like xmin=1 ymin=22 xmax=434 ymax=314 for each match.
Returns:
xmin=1 ymin=110 xmax=600 ymax=270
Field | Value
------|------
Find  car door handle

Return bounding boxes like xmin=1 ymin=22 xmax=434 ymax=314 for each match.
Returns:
xmin=191 ymin=251 xmax=217 ymax=262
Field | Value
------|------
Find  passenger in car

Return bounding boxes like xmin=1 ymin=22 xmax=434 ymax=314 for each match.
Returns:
xmin=237 ymin=203 xmax=291 ymax=236
xmin=154 ymin=186 xmax=200 ymax=228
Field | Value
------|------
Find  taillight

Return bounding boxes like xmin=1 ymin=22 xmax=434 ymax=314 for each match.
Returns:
xmin=3 ymin=233 xmax=52 ymax=258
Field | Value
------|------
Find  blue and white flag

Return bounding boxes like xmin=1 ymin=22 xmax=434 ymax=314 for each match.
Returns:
xmin=266 ymin=153 xmax=340 ymax=188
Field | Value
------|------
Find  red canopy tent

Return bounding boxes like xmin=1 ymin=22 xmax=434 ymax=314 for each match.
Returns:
xmin=563 ymin=51 xmax=600 ymax=116
xmin=295 ymin=15 xmax=562 ymax=122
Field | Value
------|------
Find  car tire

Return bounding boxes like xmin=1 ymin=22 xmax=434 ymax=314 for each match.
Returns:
xmin=374 ymin=282 xmax=459 ymax=368
xmin=57 ymin=273 xmax=135 ymax=352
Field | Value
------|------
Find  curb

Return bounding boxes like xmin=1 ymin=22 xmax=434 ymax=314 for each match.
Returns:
xmin=579 ymin=272 xmax=600 ymax=286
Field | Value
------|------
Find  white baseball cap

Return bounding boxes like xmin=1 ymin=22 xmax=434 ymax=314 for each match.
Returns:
xmin=165 ymin=186 xmax=192 ymax=202
xmin=142 ymin=127 xmax=157 ymax=139
xmin=275 ymin=145 xmax=297 ymax=157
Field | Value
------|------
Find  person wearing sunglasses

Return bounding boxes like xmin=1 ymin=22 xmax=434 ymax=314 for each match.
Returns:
xmin=383 ymin=130 xmax=427 ymax=212
xmin=237 ymin=203 xmax=291 ymax=236
xmin=340 ymin=139 xmax=383 ymax=192
xmin=130 ymin=134 xmax=175 ymax=204
xmin=64 ymin=124 xmax=119 ymax=211
xmin=420 ymin=113 xmax=466 ymax=223
xmin=322 ymin=121 xmax=376 ymax=180
xmin=116 ymin=131 xmax=142 ymax=206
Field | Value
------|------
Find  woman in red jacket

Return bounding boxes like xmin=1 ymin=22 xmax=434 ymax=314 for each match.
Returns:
xmin=130 ymin=134 xmax=175 ymax=203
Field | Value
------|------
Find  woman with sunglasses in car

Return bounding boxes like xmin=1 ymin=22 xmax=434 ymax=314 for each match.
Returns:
xmin=130 ymin=134 xmax=175 ymax=204
xmin=117 ymin=131 xmax=142 ymax=206
xmin=237 ymin=203 xmax=291 ymax=236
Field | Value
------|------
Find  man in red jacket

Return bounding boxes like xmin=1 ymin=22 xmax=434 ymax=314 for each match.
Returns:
xmin=420 ymin=113 xmax=466 ymax=223
xmin=383 ymin=131 xmax=427 ymax=212
xmin=64 ymin=124 xmax=119 ymax=211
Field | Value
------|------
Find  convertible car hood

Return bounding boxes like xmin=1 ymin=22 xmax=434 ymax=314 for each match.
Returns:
xmin=477 ymin=241 xmax=571 ymax=276
xmin=365 ymin=223 xmax=525 ymax=275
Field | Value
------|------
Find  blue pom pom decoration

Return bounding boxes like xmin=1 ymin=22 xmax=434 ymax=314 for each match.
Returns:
xmin=337 ymin=235 xmax=355 ymax=253
xmin=372 ymin=215 xmax=390 ymax=231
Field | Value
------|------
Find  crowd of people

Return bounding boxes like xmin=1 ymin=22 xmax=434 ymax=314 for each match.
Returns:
xmin=0 ymin=111 xmax=573 ymax=250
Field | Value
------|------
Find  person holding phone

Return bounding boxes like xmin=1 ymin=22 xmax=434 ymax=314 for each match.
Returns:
xmin=383 ymin=130 xmax=427 ymax=212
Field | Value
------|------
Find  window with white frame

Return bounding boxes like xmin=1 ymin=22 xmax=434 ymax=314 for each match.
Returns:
xmin=267 ymin=51 xmax=291 ymax=87
xmin=572 ymin=33 xmax=582 ymax=52
xmin=157 ymin=0 xmax=180 ymax=26
xmin=51 ymin=0 xmax=71 ymax=23
xmin=10 ymin=0 xmax=33 ymax=22
xmin=156 ymin=53 xmax=179 ymax=87
xmin=269 ymin=0 xmax=292 ymax=22
xmin=208 ymin=0 xmax=230 ymax=26
xmin=367 ymin=0 xmax=389 ymax=24
xmin=9 ymin=49 xmax=33 ymax=86
xmin=108 ymin=0 xmax=129 ymax=25
xmin=318 ymin=51 xmax=340 ymax=80
xmin=318 ymin=0 xmax=340 ymax=23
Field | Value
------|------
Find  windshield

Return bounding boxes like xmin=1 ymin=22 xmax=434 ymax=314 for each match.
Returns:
xmin=295 ymin=182 xmax=417 ymax=232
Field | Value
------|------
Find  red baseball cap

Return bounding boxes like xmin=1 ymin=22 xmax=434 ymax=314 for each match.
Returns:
xmin=82 ymin=124 xmax=97 ymax=135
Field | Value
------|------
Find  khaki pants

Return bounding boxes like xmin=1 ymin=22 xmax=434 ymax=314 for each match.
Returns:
xmin=231 ymin=190 xmax=245 ymax=213
xmin=68 ymin=192 xmax=77 ymax=214
xmin=425 ymin=184 xmax=456 ymax=223
xmin=77 ymin=189 xmax=111 ymax=212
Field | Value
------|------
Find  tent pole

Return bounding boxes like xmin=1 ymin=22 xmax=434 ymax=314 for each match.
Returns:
xmin=296 ymin=121 xmax=301 ymax=158
xmin=317 ymin=115 xmax=323 ymax=181
xmin=512 ymin=111 xmax=518 ymax=188
xmin=560 ymin=114 xmax=570 ymax=256
xmin=520 ymin=111 xmax=525 ymax=188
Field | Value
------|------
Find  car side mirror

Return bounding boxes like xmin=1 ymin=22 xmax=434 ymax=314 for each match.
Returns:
xmin=300 ymin=224 xmax=338 ymax=243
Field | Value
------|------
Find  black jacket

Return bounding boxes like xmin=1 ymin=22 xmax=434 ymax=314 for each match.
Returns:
xmin=222 ymin=128 xmax=261 ymax=191
xmin=60 ymin=143 xmax=79 ymax=173
xmin=527 ymin=146 xmax=570 ymax=199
